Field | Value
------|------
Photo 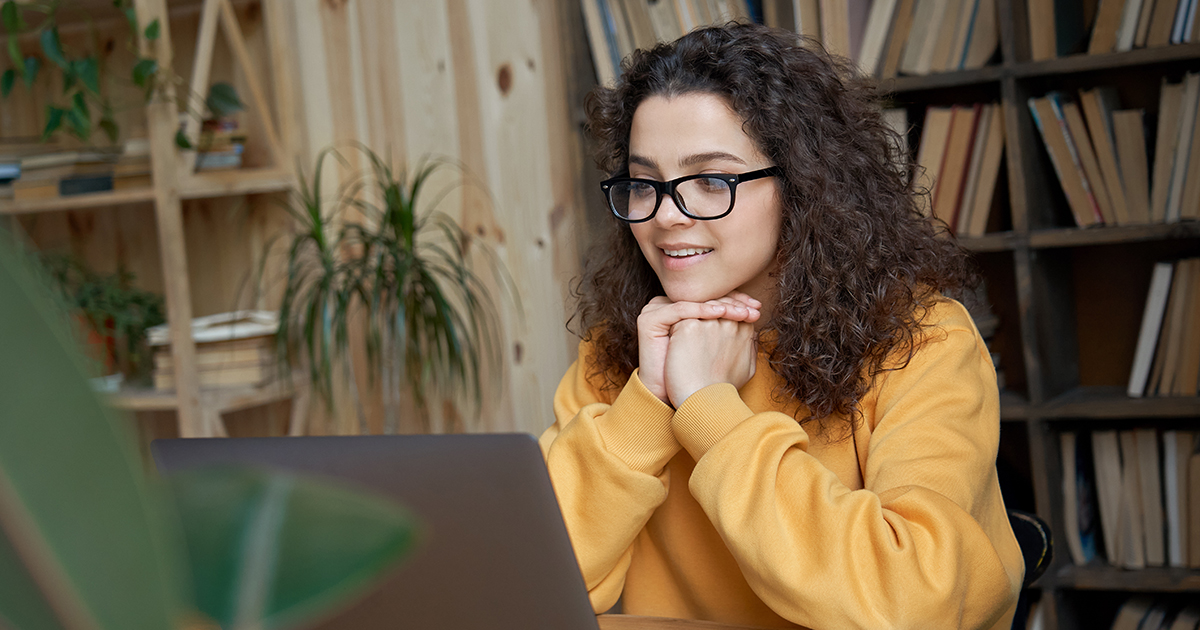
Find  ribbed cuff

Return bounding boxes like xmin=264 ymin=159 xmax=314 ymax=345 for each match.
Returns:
xmin=672 ymin=383 xmax=755 ymax=461
xmin=595 ymin=369 xmax=680 ymax=474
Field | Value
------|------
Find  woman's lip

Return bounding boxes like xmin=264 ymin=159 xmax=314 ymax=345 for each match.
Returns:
xmin=659 ymin=248 xmax=711 ymax=271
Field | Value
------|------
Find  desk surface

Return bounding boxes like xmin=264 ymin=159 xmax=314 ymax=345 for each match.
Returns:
xmin=598 ymin=615 xmax=773 ymax=630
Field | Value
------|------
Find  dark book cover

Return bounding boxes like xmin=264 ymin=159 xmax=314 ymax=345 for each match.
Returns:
xmin=58 ymin=174 xmax=114 ymax=197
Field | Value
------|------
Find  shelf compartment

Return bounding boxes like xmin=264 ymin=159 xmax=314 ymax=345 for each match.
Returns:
xmin=1039 ymin=386 xmax=1200 ymax=419
xmin=1029 ymin=222 xmax=1200 ymax=249
xmin=0 ymin=188 xmax=157 ymax=216
xmin=1000 ymin=390 xmax=1032 ymax=420
xmin=1051 ymin=563 xmax=1200 ymax=592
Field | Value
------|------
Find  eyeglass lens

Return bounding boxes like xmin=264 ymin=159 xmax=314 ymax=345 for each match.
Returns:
xmin=610 ymin=176 xmax=732 ymax=220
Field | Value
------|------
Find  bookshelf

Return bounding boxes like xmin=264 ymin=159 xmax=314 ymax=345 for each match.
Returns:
xmin=0 ymin=0 xmax=299 ymax=438
xmin=572 ymin=0 xmax=1200 ymax=628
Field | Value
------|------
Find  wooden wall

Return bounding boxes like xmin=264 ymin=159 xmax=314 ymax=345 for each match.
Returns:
xmin=275 ymin=0 xmax=592 ymax=436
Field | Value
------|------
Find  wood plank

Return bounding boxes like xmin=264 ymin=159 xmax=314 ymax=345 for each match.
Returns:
xmin=1028 ymin=221 xmax=1200 ymax=248
xmin=218 ymin=0 xmax=285 ymax=166
xmin=135 ymin=0 xmax=204 ymax=437
xmin=1051 ymin=563 xmax=1200 ymax=590
xmin=0 ymin=189 xmax=157 ymax=216
xmin=1041 ymin=385 xmax=1200 ymax=417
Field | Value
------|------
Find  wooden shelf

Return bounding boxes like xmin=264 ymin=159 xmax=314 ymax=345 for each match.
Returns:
xmin=180 ymin=167 xmax=293 ymax=200
xmin=1050 ymin=564 xmax=1200 ymax=592
xmin=0 ymin=188 xmax=157 ymax=215
xmin=1038 ymin=386 xmax=1200 ymax=419
xmin=1028 ymin=222 xmax=1200 ymax=249
xmin=882 ymin=65 xmax=1006 ymax=94
xmin=107 ymin=374 xmax=300 ymax=415
xmin=960 ymin=231 xmax=1020 ymax=252
xmin=1011 ymin=43 xmax=1200 ymax=80
xmin=1000 ymin=390 xmax=1032 ymax=420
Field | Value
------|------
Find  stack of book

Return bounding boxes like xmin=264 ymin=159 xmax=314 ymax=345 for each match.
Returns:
xmin=196 ymin=118 xmax=246 ymax=171
xmin=1109 ymin=597 xmax=1200 ymax=630
xmin=148 ymin=310 xmax=278 ymax=390
xmin=1027 ymin=85 xmax=1182 ymax=228
xmin=1128 ymin=258 xmax=1200 ymax=398
xmin=1060 ymin=427 xmax=1200 ymax=570
xmin=1039 ymin=0 xmax=1200 ymax=61
xmin=0 ymin=138 xmax=152 ymax=202
xmin=581 ymin=0 xmax=752 ymax=85
xmin=911 ymin=101 xmax=1007 ymax=237
xmin=774 ymin=0 xmax=999 ymax=78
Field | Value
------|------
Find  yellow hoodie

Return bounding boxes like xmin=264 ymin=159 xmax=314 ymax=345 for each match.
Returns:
xmin=539 ymin=299 xmax=1023 ymax=629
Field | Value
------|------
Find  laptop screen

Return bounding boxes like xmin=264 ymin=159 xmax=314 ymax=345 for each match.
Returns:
xmin=153 ymin=433 xmax=601 ymax=630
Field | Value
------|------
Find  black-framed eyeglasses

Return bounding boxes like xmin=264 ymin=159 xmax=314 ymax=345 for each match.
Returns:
xmin=600 ymin=166 xmax=781 ymax=223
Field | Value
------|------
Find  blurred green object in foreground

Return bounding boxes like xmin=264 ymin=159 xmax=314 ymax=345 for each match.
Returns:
xmin=0 ymin=226 xmax=418 ymax=630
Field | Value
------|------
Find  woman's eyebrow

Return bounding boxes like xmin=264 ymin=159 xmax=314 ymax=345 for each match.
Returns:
xmin=681 ymin=151 xmax=747 ymax=167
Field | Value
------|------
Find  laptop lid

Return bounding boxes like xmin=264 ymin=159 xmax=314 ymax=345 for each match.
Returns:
xmin=152 ymin=433 xmax=601 ymax=630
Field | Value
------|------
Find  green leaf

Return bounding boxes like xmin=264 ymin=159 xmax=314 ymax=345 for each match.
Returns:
xmin=66 ymin=93 xmax=91 ymax=140
xmin=143 ymin=18 xmax=159 ymax=41
xmin=6 ymin=35 xmax=19 ymax=68
xmin=1 ymin=1 xmax=25 ymax=33
xmin=99 ymin=112 xmax=118 ymax=144
xmin=131 ymin=57 xmax=156 ymax=88
xmin=174 ymin=128 xmax=193 ymax=149
xmin=205 ymin=81 xmax=243 ymax=118
xmin=0 ymin=227 xmax=186 ymax=630
xmin=77 ymin=56 xmax=99 ymax=94
xmin=39 ymin=27 xmax=66 ymax=69
xmin=166 ymin=469 xmax=418 ymax=630
xmin=22 ymin=55 xmax=37 ymax=87
xmin=41 ymin=105 xmax=63 ymax=140
xmin=123 ymin=7 xmax=137 ymax=34
xmin=0 ymin=69 xmax=13 ymax=97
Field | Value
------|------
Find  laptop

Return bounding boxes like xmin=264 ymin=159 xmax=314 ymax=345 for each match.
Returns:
xmin=152 ymin=433 xmax=602 ymax=630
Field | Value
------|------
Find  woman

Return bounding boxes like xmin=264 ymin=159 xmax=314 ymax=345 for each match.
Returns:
xmin=539 ymin=21 xmax=1023 ymax=630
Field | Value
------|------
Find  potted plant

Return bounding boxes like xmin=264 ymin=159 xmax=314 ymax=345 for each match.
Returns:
xmin=39 ymin=254 xmax=165 ymax=387
xmin=0 ymin=225 xmax=418 ymax=630
xmin=273 ymin=145 xmax=512 ymax=434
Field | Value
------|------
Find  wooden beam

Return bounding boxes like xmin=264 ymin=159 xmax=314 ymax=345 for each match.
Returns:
xmin=135 ymin=0 xmax=205 ymax=437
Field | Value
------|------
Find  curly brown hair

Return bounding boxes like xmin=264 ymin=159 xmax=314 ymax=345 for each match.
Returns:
xmin=574 ymin=22 xmax=976 ymax=428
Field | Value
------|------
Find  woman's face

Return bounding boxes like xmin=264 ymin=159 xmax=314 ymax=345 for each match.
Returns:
xmin=627 ymin=92 xmax=783 ymax=306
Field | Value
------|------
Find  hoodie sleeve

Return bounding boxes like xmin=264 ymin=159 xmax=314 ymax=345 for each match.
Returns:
xmin=539 ymin=339 xmax=683 ymax=613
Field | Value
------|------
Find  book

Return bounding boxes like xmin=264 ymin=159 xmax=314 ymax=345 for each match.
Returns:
xmin=880 ymin=0 xmax=918 ymax=78
xmin=883 ymin=107 xmax=910 ymax=157
xmin=153 ymin=336 xmax=274 ymax=370
xmin=153 ymin=362 xmax=274 ymax=390
xmin=1166 ymin=72 xmax=1200 ymax=222
xmin=1090 ymin=0 xmax=1130 ymax=52
xmin=1092 ymin=430 xmax=1124 ymax=564
xmin=900 ymin=0 xmax=948 ymax=75
xmin=1169 ymin=606 xmax=1200 ymax=630
xmin=1116 ymin=0 xmax=1146 ymax=50
xmin=819 ymin=0 xmax=852 ymax=58
xmin=858 ymin=0 xmax=899 ymax=76
xmin=931 ymin=103 xmax=981 ymax=230
xmin=1129 ymin=261 xmax=1176 ymax=397
xmin=962 ymin=102 xmax=1006 ymax=238
xmin=1110 ymin=597 xmax=1154 ymax=630
xmin=942 ymin=0 xmax=978 ymax=72
xmin=1172 ymin=0 xmax=1193 ymax=42
xmin=1190 ymin=436 xmax=1200 ymax=567
xmin=962 ymin=0 xmax=1000 ymax=70
xmin=1029 ymin=0 xmax=1058 ymax=60
xmin=957 ymin=103 xmax=995 ymax=235
xmin=928 ymin=0 xmax=965 ymax=73
xmin=646 ymin=0 xmax=682 ymax=42
xmin=1163 ymin=430 xmax=1194 ymax=567
xmin=1112 ymin=109 xmax=1153 ymax=223
xmin=1079 ymin=87 xmax=1131 ymax=224
xmin=794 ymin=0 xmax=822 ymax=43
xmin=1135 ymin=0 xmax=1159 ymax=47
xmin=1151 ymin=79 xmax=1185 ymax=222
xmin=1062 ymin=101 xmax=1118 ymax=225
xmin=1118 ymin=430 xmax=1148 ymax=569
xmin=914 ymin=105 xmax=955 ymax=216
xmin=1173 ymin=258 xmax=1200 ymax=396
xmin=1148 ymin=259 xmax=1192 ymax=395
xmin=1029 ymin=94 xmax=1103 ymax=226
xmin=1147 ymin=0 xmax=1183 ymax=45
xmin=1062 ymin=431 xmax=1099 ymax=565
xmin=1136 ymin=427 xmax=1166 ymax=566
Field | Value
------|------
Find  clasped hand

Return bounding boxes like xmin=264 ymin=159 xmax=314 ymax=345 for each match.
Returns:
xmin=637 ymin=292 xmax=760 ymax=408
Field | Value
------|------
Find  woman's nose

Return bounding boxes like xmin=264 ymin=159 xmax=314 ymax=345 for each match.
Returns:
xmin=653 ymin=193 xmax=693 ymax=228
